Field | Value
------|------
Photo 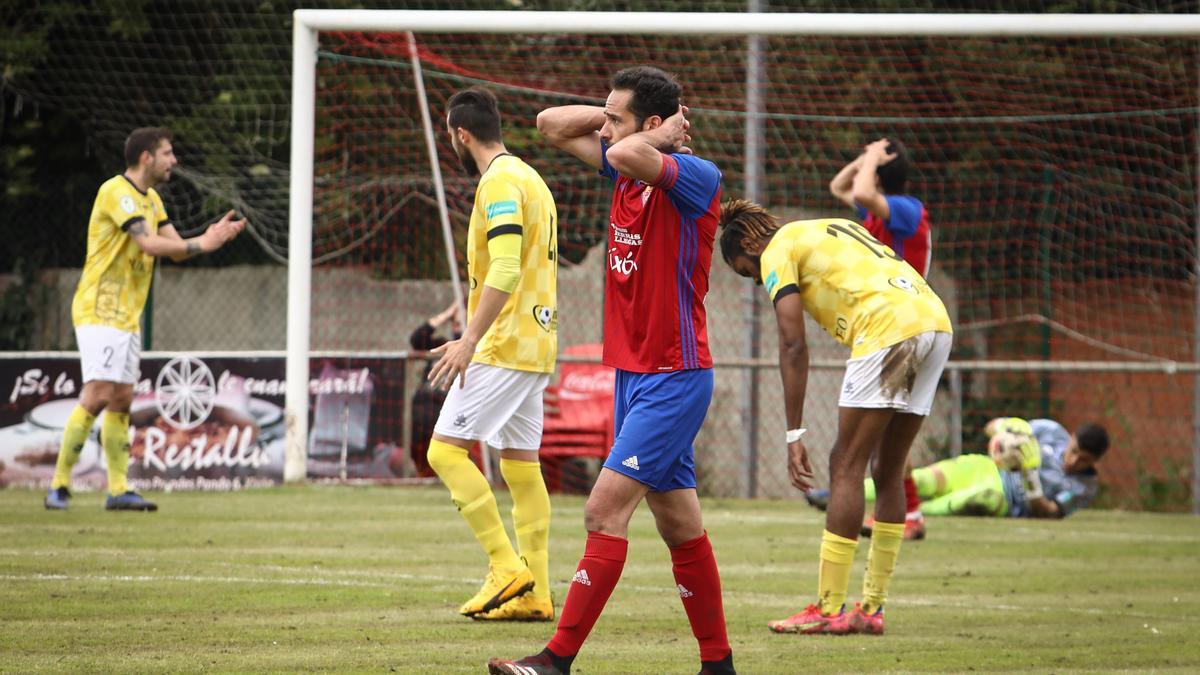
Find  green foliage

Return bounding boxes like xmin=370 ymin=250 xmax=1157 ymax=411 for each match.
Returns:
xmin=0 ymin=256 xmax=37 ymax=350
xmin=1133 ymin=453 xmax=1193 ymax=512
xmin=0 ymin=90 xmax=102 ymax=274
xmin=0 ymin=0 xmax=85 ymax=79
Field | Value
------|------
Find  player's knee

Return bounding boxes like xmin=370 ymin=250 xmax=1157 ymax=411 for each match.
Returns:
xmin=583 ymin=501 xmax=626 ymax=534
xmin=655 ymin=519 xmax=703 ymax=547
xmin=872 ymin=459 xmax=908 ymax=490
xmin=980 ymin=488 xmax=1006 ymax=515
xmin=829 ymin=447 xmax=867 ymax=486
xmin=961 ymin=489 xmax=1004 ymax=517
xmin=107 ymin=387 xmax=134 ymax=412
xmin=582 ymin=503 xmax=608 ymax=532
xmin=426 ymin=441 xmax=464 ymax=475
xmin=80 ymin=381 xmax=113 ymax=414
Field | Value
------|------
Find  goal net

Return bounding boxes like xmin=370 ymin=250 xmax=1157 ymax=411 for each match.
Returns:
xmin=3 ymin=4 xmax=1197 ymax=507
xmin=292 ymin=11 xmax=1199 ymax=506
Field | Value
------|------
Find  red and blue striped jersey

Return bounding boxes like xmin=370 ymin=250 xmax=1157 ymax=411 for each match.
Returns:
xmin=857 ymin=195 xmax=931 ymax=278
xmin=599 ymin=143 xmax=722 ymax=373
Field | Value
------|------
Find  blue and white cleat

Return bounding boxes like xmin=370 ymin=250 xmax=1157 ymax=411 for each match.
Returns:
xmin=105 ymin=491 xmax=158 ymax=512
xmin=44 ymin=487 xmax=72 ymax=510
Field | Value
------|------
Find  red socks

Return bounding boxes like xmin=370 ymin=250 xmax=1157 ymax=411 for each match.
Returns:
xmin=669 ymin=532 xmax=731 ymax=663
xmin=546 ymin=530 xmax=731 ymax=664
xmin=904 ymin=474 xmax=922 ymax=515
xmin=547 ymin=532 xmax=628 ymax=658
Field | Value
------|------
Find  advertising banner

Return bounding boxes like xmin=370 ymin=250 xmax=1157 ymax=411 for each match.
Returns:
xmin=0 ymin=354 xmax=408 ymax=491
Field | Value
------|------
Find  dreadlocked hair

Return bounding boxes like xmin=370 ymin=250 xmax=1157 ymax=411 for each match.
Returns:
xmin=718 ymin=198 xmax=781 ymax=265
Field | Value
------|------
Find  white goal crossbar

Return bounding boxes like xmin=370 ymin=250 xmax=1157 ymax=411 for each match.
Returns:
xmin=286 ymin=10 xmax=1200 ymax=485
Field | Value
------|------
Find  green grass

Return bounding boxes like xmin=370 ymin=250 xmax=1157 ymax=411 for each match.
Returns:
xmin=2 ymin=486 xmax=1199 ymax=673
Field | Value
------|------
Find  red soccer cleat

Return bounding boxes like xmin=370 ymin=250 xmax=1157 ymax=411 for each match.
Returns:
xmin=903 ymin=513 xmax=926 ymax=540
xmin=767 ymin=604 xmax=853 ymax=635
xmin=847 ymin=603 xmax=885 ymax=635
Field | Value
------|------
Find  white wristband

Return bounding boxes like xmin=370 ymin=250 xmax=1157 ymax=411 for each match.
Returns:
xmin=786 ymin=428 xmax=807 ymax=444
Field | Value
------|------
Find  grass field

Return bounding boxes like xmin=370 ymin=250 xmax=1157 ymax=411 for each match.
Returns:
xmin=2 ymin=485 xmax=1199 ymax=673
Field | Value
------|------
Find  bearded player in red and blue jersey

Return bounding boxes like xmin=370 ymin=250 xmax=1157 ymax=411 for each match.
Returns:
xmin=488 ymin=66 xmax=735 ymax=675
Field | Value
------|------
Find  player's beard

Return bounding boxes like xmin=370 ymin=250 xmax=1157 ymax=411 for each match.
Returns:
xmin=456 ymin=147 xmax=480 ymax=177
xmin=148 ymin=162 xmax=172 ymax=187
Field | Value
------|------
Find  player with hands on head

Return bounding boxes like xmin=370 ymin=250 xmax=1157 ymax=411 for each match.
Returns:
xmin=489 ymin=66 xmax=735 ymax=675
xmin=717 ymin=198 xmax=951 ymax=636
xmin=45 ymin=127 xmax=245 ymax=513
xmin=829 ymin=137 xmax=930 ymax=278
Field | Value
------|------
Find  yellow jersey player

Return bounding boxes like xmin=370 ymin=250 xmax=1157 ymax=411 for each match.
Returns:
xmin=425 ymin=88 xmax=558 ymax=622
xmin=44 ymin=127 xmax=245 ymax=512
xmin=717 ymin=199 xmax=952 ymax=637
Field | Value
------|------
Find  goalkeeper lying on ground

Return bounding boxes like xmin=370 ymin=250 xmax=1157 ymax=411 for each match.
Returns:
xmin=808 ymin=418 xmax=1110 ymax=520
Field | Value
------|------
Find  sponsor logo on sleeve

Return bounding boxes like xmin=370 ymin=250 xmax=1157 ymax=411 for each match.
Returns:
xmin=765 ymin=270 xmax=779 ymax=296
xmin=486 ymin=200 xmax=518 ymax=220
xmin=120 ymin=196 xmax=137 ymax=214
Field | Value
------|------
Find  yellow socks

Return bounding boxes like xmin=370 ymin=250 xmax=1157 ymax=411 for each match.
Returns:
xmin=102 ymin=411 xmax=131 ymax=496
xmin=501 ymin=457 xmax=551 ymax=601
xmin=427 ymin=440 xmax=522 ymax=572
xmin=818 ymin=529 xmax=858 ymax=615
xmin=52 ymin=406 xmax=96 ymax=489
xmin=862 ymin=520 xmax=905 ymax=614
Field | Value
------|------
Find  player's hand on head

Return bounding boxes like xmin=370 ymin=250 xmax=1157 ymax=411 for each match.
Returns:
xmin=677 ymin=132 xmax=694 ymax=155
xmin=787 ymin=439 xmax=815 ymax=491
xmin=662 ymin=104 xmax=691 ymax=153
xmin=866 ymin=138 xmax=898 ymax=164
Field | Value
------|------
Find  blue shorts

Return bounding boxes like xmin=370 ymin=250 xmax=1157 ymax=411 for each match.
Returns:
xmin=603 ymin=368 xmax=713 ymax=492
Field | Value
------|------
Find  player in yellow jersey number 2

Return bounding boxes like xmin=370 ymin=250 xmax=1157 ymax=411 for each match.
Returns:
xmin=717 ymin=199 xmax=952 ymax=637
xmin=45 ymin=127 xmax=245 ymax=512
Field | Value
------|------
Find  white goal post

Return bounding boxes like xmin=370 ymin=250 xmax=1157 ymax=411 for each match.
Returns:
xmin=285 ymin=10 xmax=1200 ymax=485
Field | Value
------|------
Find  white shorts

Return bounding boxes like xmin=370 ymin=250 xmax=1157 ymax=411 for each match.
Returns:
xmin=76 ymin=325 xmax=141 ymax=384
xmin=838 ymin=331 xmax=951 ymax=416
xmin=433 ymin=362 xmax=550 ymax=451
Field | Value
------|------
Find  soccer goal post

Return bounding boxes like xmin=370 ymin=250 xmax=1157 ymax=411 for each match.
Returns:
xmin=287 ymin=10 xmax=1200 ymax=510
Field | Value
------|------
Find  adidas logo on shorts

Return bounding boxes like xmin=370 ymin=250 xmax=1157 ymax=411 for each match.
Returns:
xmin=621 ymin=455 xmax=640 ymax=471
xmin=572 ymin=569 xmax=592 ymax=586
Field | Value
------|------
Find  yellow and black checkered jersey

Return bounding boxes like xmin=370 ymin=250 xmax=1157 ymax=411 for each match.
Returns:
xmin=761 ymin=218 xmax=952 ymax=359
xmin=467 ymin=154 xmax=558 ymax=374
xmin=72 ymin=175 xmax=169 ymax=333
